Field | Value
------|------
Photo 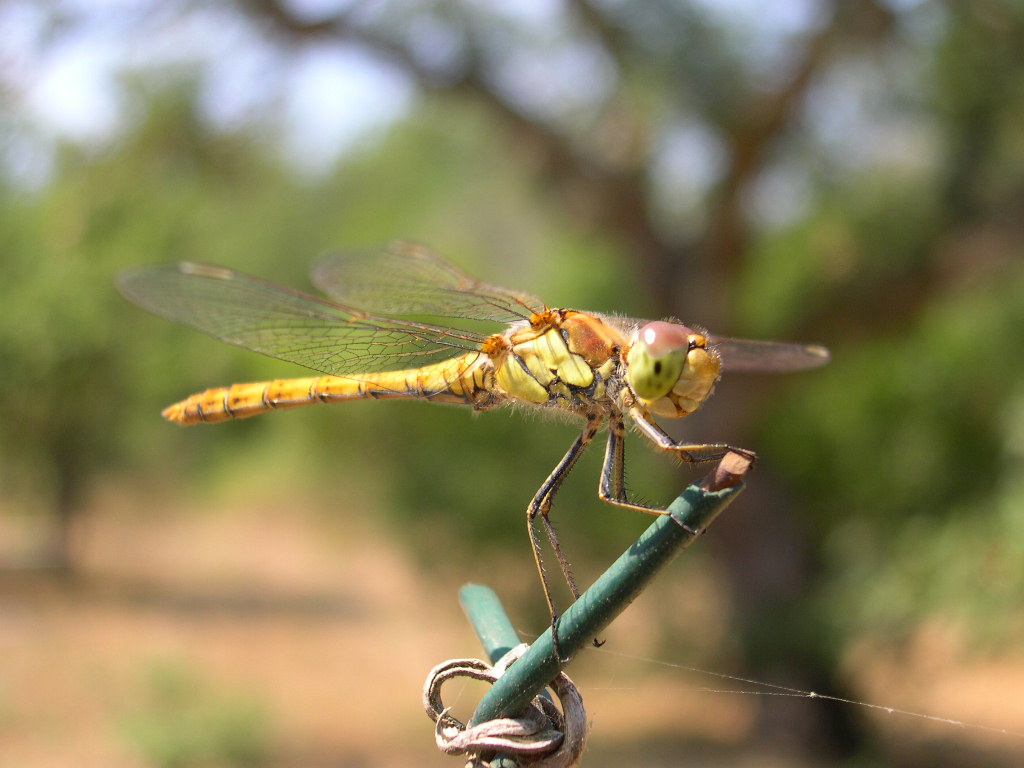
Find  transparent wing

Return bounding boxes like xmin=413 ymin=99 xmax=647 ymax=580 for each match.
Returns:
xmin=311 ymin=240 xmax=548 ymax=324
xmin=116 ymin=262 xmax=488 ymax=376
xmin=708 ymin=335 xmax=831 ymax=373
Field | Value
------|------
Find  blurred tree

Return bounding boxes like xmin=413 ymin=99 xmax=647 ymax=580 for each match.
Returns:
xmin=234 ymin=0 xmax=905 ymax=756
xmin=3 ymin=0 xmax=1024 ymax=764
xmin=234 ymin=0 xmax=1024 ymax=759
xmin=0 ymin=76 xmax=315 ymax=568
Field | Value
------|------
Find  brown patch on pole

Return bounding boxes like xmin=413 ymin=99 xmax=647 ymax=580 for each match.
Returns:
xmin=699 ymin=451 xmax=753 ymax=492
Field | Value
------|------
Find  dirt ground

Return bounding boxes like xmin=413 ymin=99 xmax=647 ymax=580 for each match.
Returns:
xmin=3 ymin=484 xmax=1024 ymax=768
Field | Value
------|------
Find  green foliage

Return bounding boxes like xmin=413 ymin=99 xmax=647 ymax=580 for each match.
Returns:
xmin=743 ymin=129 xmax=1024 ymax=645
xmin=762 ymin=270 xmax=1024 ymax=643
xmin=119 ymin=659 xmax=273 ymax=768
xmin=4 ymin=0 xmax=1024 ymax=657
xmin=288 ymin=102 xmax=659 ymax=562
xmin=0 ymin=76 xmax=639 ymax=568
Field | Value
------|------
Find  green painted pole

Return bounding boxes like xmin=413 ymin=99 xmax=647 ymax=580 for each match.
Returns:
xmin=467 ymin=454 xmax=749 ymax=727
xmin=459 ymin=583 xmax=522 ymax=664
xmin=457 ymin=584 xmax=539 ymax=768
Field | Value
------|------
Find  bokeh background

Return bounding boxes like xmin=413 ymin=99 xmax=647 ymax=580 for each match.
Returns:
xmin=3 ymin=1 xmax=1024 ymax=766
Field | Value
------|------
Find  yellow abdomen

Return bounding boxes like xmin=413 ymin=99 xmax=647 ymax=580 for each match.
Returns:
xmin=163 ymin=353 xmax=491 ymax=424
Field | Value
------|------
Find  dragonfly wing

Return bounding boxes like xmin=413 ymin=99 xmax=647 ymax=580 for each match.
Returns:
xmin=708 ymin=335 xmax=830 ymax=373
xmin=117 ymin=262 xmax=487 ymax=376
xmin=311 ymin=240 xmax=548 ymax=324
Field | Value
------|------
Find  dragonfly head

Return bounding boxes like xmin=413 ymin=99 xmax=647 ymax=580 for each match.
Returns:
xmin=625 ymin=321 xmax=721 ymax=417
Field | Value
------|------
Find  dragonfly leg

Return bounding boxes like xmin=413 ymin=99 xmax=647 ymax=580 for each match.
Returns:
xmin=599 ymin=409 xmax=753 ymax=534
xmin=598 ymin=409 xmax=683 ymax=520
xmin=628 ymin=406 xmax=757 ymax=465
xmin=527 ymin=414 xmax=602 ymax=661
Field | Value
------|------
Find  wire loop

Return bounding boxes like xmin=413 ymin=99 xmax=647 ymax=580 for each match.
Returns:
xmin=424 ymin=644 xmax=587 ymax=767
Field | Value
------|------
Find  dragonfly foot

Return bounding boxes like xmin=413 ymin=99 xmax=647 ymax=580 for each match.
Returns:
xmin=673 ymin=519 xmax=701 ymax=537
xmin=550 ymin=617 xmax=574 ymax=665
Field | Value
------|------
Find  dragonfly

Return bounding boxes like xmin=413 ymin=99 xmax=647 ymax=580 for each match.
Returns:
xmin=118 ymin=241 xmax=829 ymax=651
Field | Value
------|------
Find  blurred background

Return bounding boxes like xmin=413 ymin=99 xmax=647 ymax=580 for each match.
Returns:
xmin=2 ymin=0 xmax=1024 ymax=766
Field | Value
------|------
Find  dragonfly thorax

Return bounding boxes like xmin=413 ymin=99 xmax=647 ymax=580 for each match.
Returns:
xmin=625 ymin=321 xmax=720 ymax=418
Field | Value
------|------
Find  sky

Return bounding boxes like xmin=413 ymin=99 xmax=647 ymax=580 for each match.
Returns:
xmin=0 ymin=0 xmax=928 ymax=206
xmin=1 ymin=0 xmax=414 ymax=182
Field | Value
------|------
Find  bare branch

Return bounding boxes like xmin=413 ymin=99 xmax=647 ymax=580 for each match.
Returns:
xmin=240 ymin=0 xmax=591 ymax=189
xmin=699 ymin=0 xmax=897 ymax=291
xmin=565 ymin=0 xmax=630 ymax=65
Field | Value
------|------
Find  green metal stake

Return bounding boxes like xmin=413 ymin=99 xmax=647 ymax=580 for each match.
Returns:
xmin=465 ymin=453 xmax=749 ymax=727
xmin=459 ymin=583 xmax=522 ymax=665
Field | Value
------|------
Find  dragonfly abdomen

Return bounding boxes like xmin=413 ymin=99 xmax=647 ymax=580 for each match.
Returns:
xmin=162 ymin=354 xmax=496 ymax=425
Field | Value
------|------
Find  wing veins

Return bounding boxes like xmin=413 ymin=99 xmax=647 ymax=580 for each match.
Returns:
xmin=311 ymin=241 xmax=547 ymax=323
xmin=117 ymin=262 xmax=488 ymax=377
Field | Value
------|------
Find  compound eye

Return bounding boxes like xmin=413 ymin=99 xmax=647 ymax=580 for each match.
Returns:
xmin=626 ymin=321 xmax=692 ymax=401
